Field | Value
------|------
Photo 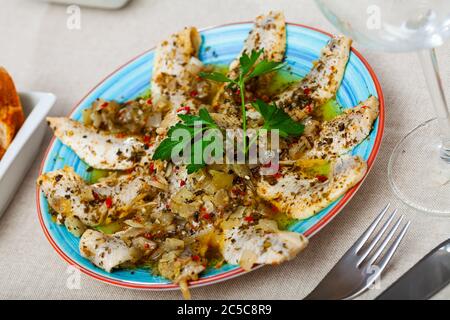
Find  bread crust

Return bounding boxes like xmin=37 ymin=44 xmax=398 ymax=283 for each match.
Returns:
xmin=0 ymin=67 xmax=24 ymax=159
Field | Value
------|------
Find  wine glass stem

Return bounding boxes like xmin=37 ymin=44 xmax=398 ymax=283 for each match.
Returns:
xmin=417 ymin=49 xmax=450 ymax=161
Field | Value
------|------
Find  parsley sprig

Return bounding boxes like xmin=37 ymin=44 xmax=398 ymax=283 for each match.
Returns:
xmin=200 ymin=49 xmax=285 ymax=151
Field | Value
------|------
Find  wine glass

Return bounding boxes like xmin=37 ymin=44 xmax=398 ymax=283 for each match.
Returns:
xmin=315 ymin=0 xmax=450 ymax=215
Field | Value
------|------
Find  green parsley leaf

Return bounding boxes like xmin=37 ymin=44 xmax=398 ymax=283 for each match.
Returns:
xmin=247 ymin=60 xmax=285 ymax=79
xmin=199 ymin=108 xmax=218 ymax=128
xmin=152 ymin=135 xmax=185 ymax=161
xmin=152 ymin=108 xmax=221 ymax=174
xmin=177 ymin=108 xmax=218 ymax=129
xmin=199 ymin=71 xmax=232 ymax=83
xmin=186 ymin=163 xmax=206 ymax=174
xmin=239 ymin=49 xmax=263 ymax=76
xmin=252 ymin=99 xmax=304 ymax=137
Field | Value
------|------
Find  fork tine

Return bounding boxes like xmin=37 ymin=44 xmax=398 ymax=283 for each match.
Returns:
xmin=357 ymin=209 xmax=397 ymax=266
xmin=353 ymin=203 xmax=390 ymax=253
xmin=376 ymin=221 xmax=411 ymax=271
xmin=366 ymin=215 xmax=404 ymax=266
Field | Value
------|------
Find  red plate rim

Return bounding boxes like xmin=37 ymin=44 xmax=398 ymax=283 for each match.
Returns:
xmin=36 ymin=21 xmax=385 ymax=291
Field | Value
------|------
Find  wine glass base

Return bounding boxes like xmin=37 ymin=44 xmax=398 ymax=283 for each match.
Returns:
xmin=388 ymin=118 xmax=450 ymax=216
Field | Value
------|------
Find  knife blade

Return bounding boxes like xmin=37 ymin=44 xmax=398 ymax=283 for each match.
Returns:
xmin=376 ymin=238 xmax=450 ymax=300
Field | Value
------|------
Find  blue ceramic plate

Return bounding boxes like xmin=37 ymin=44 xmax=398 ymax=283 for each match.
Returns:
xmin=37 ymin=22 xmax=384 ymax=290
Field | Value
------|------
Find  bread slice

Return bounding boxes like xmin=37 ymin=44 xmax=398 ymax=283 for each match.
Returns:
xmin=0 ymin=67 xmax=24 ymax=159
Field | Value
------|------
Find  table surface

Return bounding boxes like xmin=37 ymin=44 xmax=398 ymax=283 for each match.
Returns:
xmin=1 ymin=0 xmax=449 ymax=300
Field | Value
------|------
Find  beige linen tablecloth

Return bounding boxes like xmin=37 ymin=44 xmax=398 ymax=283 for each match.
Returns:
xmin=0 ymin=0 xmax=449 ymax=300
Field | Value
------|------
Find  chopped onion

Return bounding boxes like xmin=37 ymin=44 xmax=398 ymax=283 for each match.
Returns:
xmin=239 ymin=250 xmax=258 ymax=271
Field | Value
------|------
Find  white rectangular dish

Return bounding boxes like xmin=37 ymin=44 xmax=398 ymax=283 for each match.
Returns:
xmin=0 ymin=91 xmax=56 ymax=217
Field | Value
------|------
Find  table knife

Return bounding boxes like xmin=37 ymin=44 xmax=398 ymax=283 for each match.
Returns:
xmin=376 ymin=238 xmax=450 ymax=300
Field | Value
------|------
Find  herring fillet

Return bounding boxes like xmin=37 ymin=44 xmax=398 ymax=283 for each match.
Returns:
xmin=38 ymin=166 xmax=156 ymax=226
xmin=151 ymin=27 xmax=203 ymax=132
xmin=212 ymin=11 xmax=286 ymax=113
xmin=80 ymin=229 xmax=141 ymax=272
xmin=222 ymin=223 xmax=308 ymax=269
xmin=151 ymin=26 xmax=201 ymax=110
xmin=47 ymin=117 xmax=154 ymax=171
xmin=38 ymin=166 xmax=103 ymax=226
xmin=257 ymin=155 xmax=367 ymax=219
xmin=303 ymin=96 xmax=379 ymax=160
xmin=273 ymin=36 xmax=352 ymax=121
xmin=227 ymin=11 xmax=286 ymax=80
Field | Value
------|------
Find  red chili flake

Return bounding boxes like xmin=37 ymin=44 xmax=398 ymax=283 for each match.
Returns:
xmin=125 ymin=168 xmax=134 ymax=174
xmin=179 ymin=180 xmax=186 ymax=187
xmin=146 ymin=99 xmax=152 ymax=105
xmin=262 ymin=161 xmax=272 ymax=168
xmin=244 ymin=216 xmax=254 ymax=223
xmin=105 ymin=197 xmax=113 ymax=208
xmin=305 ymin=105 xmax=313 ymax=113
xmin=270 ymin=204 xmax=279 ymax=213
xmin=192 ymin=255 xmax=200 ymax=262
xmin=190 ymin=90 xmax=199 ymax=98
xmin=143 ymin=135 xmax=151 ymax=143
xmin=100 ymin=102 xmax=109 ymax=109
xmin=143 ymin=243 xmax=150 ymax=250
xmin=361 ymin=105 xmax=368 ymax=109
xmin=92 ymin=191 xmax=99 ymax=201
xmin=149 ymin=162 xmax=155 ymax=174
xmin=261 ymin=94 xmax=270 ymax=102
xmin=316 ymin=175 xmax=328 ymax=182
xmin=231 ymin=187 xmax=245 ymax=196
xmin=116 ymin=133 xmax=126 ymax=138
xmin=272 ymin=172 xmax=283 ymax=180
xmin=176 ymin=106 xmax=191 ymax=114
xmin=143 ymin=233 xmax=153 ymax=240
xmin=202 ymin=213 xmax=211 ymax=220
xmin=234 ymin=88 xmax=241 ymax=96
xmin=303 ymin=88 xmax=311 ymax=95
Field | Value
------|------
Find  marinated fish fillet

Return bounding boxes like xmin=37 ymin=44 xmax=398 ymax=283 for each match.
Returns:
xmin=213 ymin=11 xmax=286 ymax=113
xmin=47 ymin=117 xmax=154 ymax=171
xmin=227 ymin=11 xmax=286 ymax=80
xmin=303 ymin=96 xmax=379 ymax=160
xmin=80 ymin=229 xmax=142 ymax=272
xmin=273 ymin=36 xmax=352 ymax=121
xmin=38 ymin=166 xmax=157 ymax=226
xmin=151 ymin=27 xmax=204 ymax=132
xmin=257 ymin=155 xmax=367 ymax=219
xmin=152 ymin=27 xmax=201 ymax=110
xmin=221 ymin=216 xmax=308 ymax=270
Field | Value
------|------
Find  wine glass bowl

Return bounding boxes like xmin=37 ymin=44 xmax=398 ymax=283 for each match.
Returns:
xmin=315 ymin=0 xmax=450 ymax=215
xmin=315 ymin=0 xmax=450 ymax=52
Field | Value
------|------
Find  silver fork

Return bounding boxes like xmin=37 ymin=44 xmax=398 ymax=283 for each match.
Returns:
xmin=305 ymin=204 xmax=411 ymax=300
